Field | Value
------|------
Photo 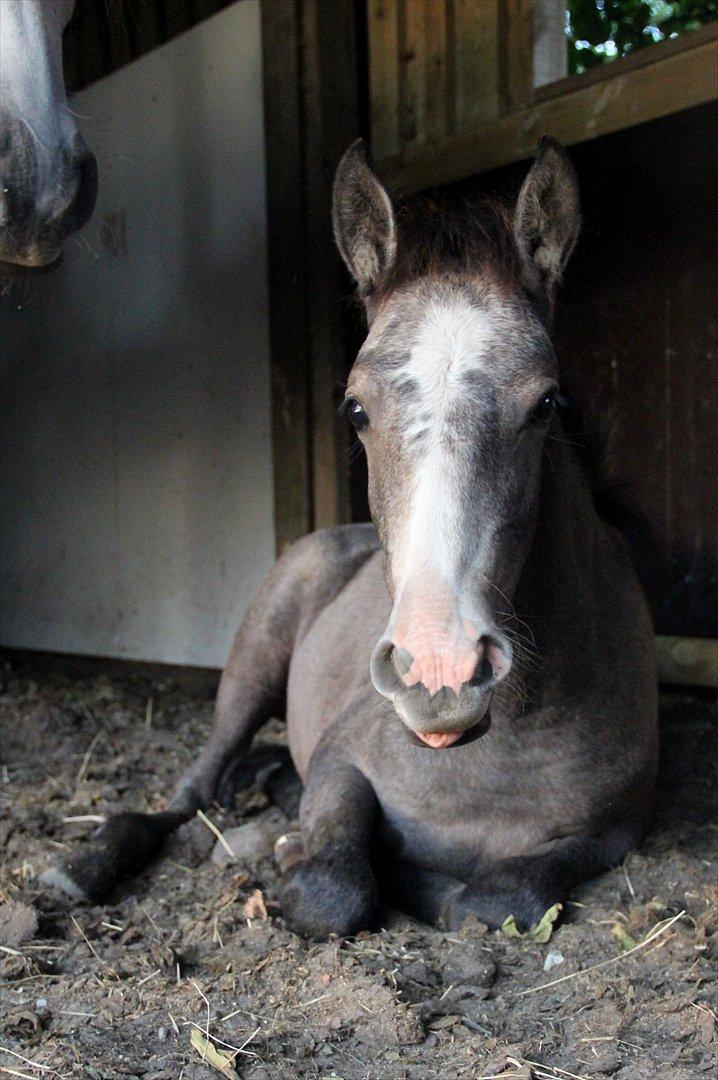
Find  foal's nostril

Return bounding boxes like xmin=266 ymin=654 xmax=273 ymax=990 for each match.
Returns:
xmin=471 ymin=634 xmax=513 ymax=687
xmin=370 ymin=639 xmax=404 ymax=698
xmin=391 ymin=646 xmax=413 ymax=679
xmin=469 ymin=653 xmax=494 ymax=688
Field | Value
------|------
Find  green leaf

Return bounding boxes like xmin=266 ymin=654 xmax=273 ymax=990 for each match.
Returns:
xmin=529 ymin=903 xmax=563 ymax=944
xmin=500 ymin=914 xmax=523 ymax=939
xmin=611 ymin=922 xmax=638 ymax=951
xmin=190 ymin=1028 xmax=239 ymax=1079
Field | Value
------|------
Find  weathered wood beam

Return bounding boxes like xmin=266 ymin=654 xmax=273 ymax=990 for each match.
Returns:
xmin=261 ymin=0 xmax=366 ymax=551
xmin=378 ymin=29 xmax=718 ymax=192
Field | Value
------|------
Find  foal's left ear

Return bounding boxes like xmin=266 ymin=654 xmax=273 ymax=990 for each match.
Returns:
xmin=514 ymin=137 xmax=581 ymax=302
xmin=333 ymin=139 xmax=397 ymax=296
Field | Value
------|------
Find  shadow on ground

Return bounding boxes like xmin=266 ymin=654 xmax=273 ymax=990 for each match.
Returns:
xmin=1 ymin=668 xmax=716 ymax=1078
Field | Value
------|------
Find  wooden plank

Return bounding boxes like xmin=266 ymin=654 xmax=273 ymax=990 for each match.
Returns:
xmin=500 ymin=0 xmax=535 ymax=112
xmin=378 ymin=36 xmax=718 ymax=190
xmin=453 ymin=0 xmax=501 ymax=127
xmin=302 ymin=0 xmax=360 ymax=530
xmin=77 ymin=0 xmax=109 ymax=87
xmin=423 ymin=0 xmax=449 ymax=142
xmin=369 ymin=0 xmax=503 ymax=154
xmin=64 ymin=0 xmax=233 ymax=92
xmin=163 ymin=0 xmax=193 ymax=41
xmin=549 ymin=101 xmax=718 ymax=639
xmin=536 ymin=19 xmax=718 ymax=102
xmin=130 ymin=0 xmax=161 ymax=58
xmin=656 ymin=637 xmax=718 ymax=688
xmin=260 ymin=0 xmax=313 ymax=552
xmin=262 ymin=0 xmax=365 ymax=545
xmin=399 ymin=0 xmax=428 ymax=146
xmin=368 ymin=0 xmax=401 ymax=158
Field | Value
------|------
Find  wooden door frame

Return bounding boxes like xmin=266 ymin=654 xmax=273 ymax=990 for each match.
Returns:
xmin=261 ymin=0 xmax=369 ymax=553
xmin=368 ymin=3 xmax=718 ymax=192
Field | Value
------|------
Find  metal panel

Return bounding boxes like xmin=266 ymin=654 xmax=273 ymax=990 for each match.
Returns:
xmin=1 ymin=2 xmax=274 ymax=667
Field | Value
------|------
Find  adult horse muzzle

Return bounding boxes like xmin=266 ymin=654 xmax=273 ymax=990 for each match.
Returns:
xmin=0 ymin=115 xmax=98 ymax=267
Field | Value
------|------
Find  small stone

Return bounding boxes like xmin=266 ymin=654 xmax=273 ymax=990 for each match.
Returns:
xmin=212 ymin=809 xmax=288 ymax=865
xmin=543 ymin=949 xmax=565 ymax=972
xmin=585 ymin=1050 xmax=623 ymax=1075
xmin=402 ymin=959 xmax=434 ymax=985
xmin=0 ymin=901 xmax=38 ymax=948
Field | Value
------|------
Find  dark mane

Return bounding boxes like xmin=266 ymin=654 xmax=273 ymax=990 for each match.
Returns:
xmin=375 ymin=193 xmax=522 ymax=301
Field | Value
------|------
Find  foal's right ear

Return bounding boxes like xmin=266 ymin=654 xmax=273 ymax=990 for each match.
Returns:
xmin=333 ymin=140 xmax=396 ymax=296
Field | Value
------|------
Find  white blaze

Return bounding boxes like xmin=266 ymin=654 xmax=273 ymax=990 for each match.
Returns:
xmin=394 ymin=295 xmax=496 ymax=590
xmin=382 ymin=295 xmax=498 ymax=697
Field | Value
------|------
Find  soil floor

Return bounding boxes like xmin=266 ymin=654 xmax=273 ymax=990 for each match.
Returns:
xmin=1 ymin=666 xmax=716 ymax=1079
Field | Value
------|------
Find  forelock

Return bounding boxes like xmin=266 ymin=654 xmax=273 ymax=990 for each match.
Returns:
xmin=372 ymin=192 xmax=521 ymax=304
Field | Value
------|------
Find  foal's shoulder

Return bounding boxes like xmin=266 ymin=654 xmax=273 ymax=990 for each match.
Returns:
xmin=284 ymin=523 xmax=380 ymax=572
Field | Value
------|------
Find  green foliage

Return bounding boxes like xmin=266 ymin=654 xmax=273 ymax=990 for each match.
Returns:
xmin=500 ymin=903 xmax=563 ymax=944
xmin=565 ymin=0 xmax=718 ymax=75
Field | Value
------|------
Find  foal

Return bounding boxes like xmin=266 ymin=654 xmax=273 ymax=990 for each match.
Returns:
xmin=51 ymin=138 xmax=658 ymax=937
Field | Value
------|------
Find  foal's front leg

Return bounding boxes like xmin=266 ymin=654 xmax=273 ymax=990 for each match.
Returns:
xmin=280 ymin=751 xmax=378 ymax=938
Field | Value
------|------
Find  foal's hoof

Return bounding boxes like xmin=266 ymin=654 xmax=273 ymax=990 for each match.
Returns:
xmin=280 ymin=854 xmax=377 ymax=939
xmin=43 ymin=811 xmax=185 ymax=905
xmin=274 ymin=831 xmax=304 ymax=874
xmin=444 ymin=879 xmax=560 ymax=933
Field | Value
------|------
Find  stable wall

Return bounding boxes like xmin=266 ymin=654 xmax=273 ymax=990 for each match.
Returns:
xmin=0 ymin=1 xmax=275 ymax=668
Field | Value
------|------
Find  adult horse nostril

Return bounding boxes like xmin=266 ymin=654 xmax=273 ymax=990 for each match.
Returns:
xmin=62 ymin=152 xmax=98 ymax=235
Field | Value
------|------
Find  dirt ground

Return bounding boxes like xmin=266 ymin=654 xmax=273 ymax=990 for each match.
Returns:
xmin=1 ymin=664 xmax=716 ymax=1080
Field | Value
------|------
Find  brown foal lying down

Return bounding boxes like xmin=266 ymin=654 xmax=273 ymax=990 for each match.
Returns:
xmin=48 ymin=138 xmax=657 ymax=938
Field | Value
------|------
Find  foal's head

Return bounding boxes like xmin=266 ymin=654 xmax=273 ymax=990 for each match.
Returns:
xmin=333 ymin=138 xmax=581 ymax=748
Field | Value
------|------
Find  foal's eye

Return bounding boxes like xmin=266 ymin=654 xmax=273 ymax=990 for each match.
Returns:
xmin=346 ymin=398 xmax=369 ymax=432
xmin=529 ymin=391 xmax=558 ymax=425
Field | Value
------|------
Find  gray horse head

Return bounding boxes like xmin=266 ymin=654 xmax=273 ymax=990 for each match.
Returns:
xmin=0 ymin=0 xmax=97 ymax=267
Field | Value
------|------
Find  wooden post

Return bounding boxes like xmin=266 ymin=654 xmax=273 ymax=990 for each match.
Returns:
xmin=261 ymin=0 xmax=366 ymax=551
xmin=499 ymin=0 xmax=536 ymax=113
xmin=261 ymin=0 xmax=312 ymax=553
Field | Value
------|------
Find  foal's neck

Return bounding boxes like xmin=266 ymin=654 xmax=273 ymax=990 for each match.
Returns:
xmin=511 ymin=431 xmax=616 ymax=681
